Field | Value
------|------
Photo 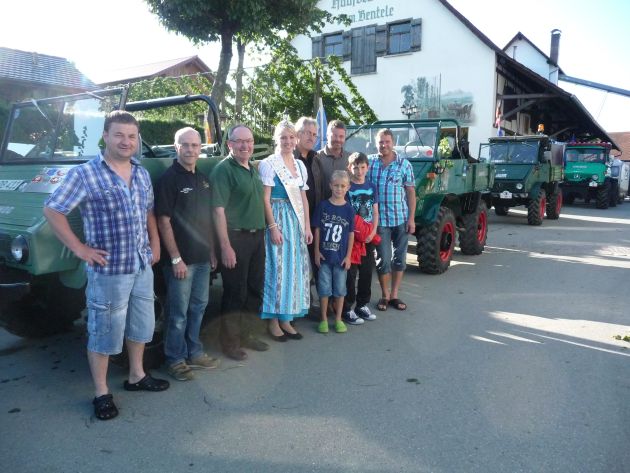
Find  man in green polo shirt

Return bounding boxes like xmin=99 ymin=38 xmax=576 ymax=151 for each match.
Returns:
xmin=211 ymin=124 xmax=269 ymax=361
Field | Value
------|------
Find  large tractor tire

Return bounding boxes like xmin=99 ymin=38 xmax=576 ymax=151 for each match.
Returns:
xmin=459 ymin=201 xmax=488 ymax=255
xmin=596 ymin=181 xmax=610 ymax=209
xmin=417 ymin=206 xmax=456 ymax=274
xmin=0 ymin=277 xmax=84 ymax=338
xmin=494 ymin=205 xmax=508 ymax=216
xmin=546 ymin=188 xmax=562 ymax=220
xmin=527 ymin=188 xmax=546 ymax=226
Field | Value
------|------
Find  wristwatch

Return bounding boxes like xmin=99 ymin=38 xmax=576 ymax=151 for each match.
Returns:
xmin=171 ymin=257 xmax=182 ymax=265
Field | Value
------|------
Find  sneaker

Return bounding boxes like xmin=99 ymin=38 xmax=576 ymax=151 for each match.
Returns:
xmin=187 ymin=353 xmax=220 ymax=370
xmin=318 ymin=321 xmax=329 ymax=333
xmin=356 ymin=305 xmax=377 ymax=321
xmin=334 ymin=320 xmax=347 ymax=333
xmin=343 ymin=310 xmax=365 ymax=325
xmin=167 ymin=362 xmax=194 ymax=381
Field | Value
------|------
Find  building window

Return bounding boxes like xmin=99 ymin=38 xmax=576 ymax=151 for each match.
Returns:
xmin=323 ymin=33 xmax=343 ymax=58
xmin=388 ymin=21 xmax=411 ymax=54
xmin=351 ymin=26 xmax=377 ymax=74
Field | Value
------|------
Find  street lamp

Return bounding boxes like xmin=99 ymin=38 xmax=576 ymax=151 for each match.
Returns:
xmin=401 ymin=103 xmax=418 ymax=119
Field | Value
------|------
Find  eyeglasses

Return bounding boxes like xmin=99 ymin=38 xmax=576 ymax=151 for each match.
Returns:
xmin=229 ymin=139 xmax=254 ymax=146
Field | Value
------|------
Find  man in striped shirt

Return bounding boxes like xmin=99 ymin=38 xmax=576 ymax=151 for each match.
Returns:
xmin=44 ymin=111 xmax=168 ymax=421
xmin=368 ymin=128 xmax=416 ymax=312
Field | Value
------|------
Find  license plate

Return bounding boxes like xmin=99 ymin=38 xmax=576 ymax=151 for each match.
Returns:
xmin=500 ymin=190 xmax=512 ymax=199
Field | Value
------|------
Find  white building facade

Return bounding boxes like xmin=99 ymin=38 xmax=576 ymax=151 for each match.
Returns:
xmin=292 ymin=0 xmax=499 ymax=156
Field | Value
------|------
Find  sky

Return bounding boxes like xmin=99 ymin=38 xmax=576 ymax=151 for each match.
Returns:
xmin=1 ymin=0 xmax=628 ymax=131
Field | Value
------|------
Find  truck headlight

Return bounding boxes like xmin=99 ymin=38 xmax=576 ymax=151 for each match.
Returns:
xmin=516 ymin=183 xmax=524 ymax=190
xmin=10 ymin=235 xmax=29 ymax=263
xmin=591 ymin=174 xmax=599 ymax=181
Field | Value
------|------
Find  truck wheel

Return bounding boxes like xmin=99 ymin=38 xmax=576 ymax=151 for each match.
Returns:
xmin=1 ymin=279 xmax=84 ymax=338
xmin=546 ymin=189 xmax=562 ymax=220
xmin=417 ymin=206 xmax=456 ymax=274
xmin=494 ymin=205 xmax=508 ymax=216
xmin=459 ymin=201 xmax=488 ymax=255
xmin=609 ymin=181 xmax=618 ymax=207
xmin=527 ymin=189 xmax=546 ymax=225
xmin=596 ymin=182 xmax=610 ymax=209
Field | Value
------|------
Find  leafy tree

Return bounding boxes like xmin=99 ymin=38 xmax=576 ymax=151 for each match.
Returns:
xmin=243 ymin=42 xmax=377 ymax=135
xmin=144 ymin=0 xmax=337 ymax=112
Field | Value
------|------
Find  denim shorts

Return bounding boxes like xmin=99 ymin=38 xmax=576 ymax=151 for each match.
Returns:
xmin=317 ymin=262 xmax=347 ymax=298
xmin=86 ymin=265 xmax=155 ymax=355
xmin=375 ymin=224 xmax=409 ymax=274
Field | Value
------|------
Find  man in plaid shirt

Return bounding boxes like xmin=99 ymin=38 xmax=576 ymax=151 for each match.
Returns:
xmin=368 ymin=128 xmax=416 ymax=312
xmin=44 ymin=111 xmax=169 ymax=421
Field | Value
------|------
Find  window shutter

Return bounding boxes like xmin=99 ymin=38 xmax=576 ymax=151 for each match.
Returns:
xmin=351 ymin=28 xmax=365 ymax=74
xmin=364 ymin=25 xmax=377 ymax=73
xmin=375 ymin=25 xmax=387 ymax=56
xmin=411 ymin=19 xmax=422 ymax=52
xmin=343 ymin=31 xmax=352 ymax=61
xmin=312 ymin=36 xmax=323 ymax=58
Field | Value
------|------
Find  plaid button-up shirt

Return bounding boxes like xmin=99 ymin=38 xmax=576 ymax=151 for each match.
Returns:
xmin=45 ymin=154 xmax=154 ymax=274
xmin=367 ymin=153 xmax=415 ymax=227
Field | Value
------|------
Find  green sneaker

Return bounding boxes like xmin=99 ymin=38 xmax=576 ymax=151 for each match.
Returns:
xmin=317 ymin=321 xmax=329 ymax=333
xmin=167 ymin=361 xmax=194 ymax=381
xmin=334 ymin=321 xmax=347 ymax=333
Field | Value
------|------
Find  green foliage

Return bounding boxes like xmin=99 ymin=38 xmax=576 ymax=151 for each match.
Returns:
xmin=143 ymin=0 xmax=345 ymax=108
xmin=244 ymin=42 xmax=376 ymax=133
xmin=139 ymin=119 xmax=204 ymax=146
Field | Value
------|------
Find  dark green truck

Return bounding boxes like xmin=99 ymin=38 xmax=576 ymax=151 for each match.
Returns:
xmin=479 ymin=135 xmax=564 ymax=225
xmin=345 ymin=119 xmax=494 ymax=274
xmin=0 ymin=87 xmax=225 ymax=338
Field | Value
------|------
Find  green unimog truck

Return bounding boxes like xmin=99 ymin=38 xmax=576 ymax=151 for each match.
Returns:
xmin=344 ymin=119 xmax=494 ymax=274
xmin=561 ymin=141 xmax=617 ymax=208
xmin=0 ymin=87 xmax=225 ymax=338
xmin=478 ymin=135 xmax=564 ymax=225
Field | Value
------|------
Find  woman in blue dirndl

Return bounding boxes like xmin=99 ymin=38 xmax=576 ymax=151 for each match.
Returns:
xmin=259 ymin=120 xmax=313 ymax=340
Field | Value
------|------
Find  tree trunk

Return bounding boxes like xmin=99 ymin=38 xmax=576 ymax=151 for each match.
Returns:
xmin=211 ymin=29 xmax=234 ymax=112
xmin=235 ymin=38 xmax=246 ymax=122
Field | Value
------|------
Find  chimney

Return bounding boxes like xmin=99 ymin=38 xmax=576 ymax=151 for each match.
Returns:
xmin=550 ymin=29 xmax=561 ymax=65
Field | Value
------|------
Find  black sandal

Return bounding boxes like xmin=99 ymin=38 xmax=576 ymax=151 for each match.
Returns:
xmin=389 ymin=298 xmax=407 ymax=311
xmin=377 ymin=298 xmax=389 ymax=311
xmin=123 ymin=374 xmax=170 ymax=392
xmin=93 ymin=394 xmax=118 ymax=420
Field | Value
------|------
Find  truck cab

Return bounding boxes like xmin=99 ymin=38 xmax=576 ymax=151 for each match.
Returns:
xmin=562 ymin=142 xmax=617 ymax=208
xmin=479 ymin=135 xmax=564 ymax=225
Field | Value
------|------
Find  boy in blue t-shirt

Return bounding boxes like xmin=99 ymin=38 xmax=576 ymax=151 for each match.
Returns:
xmin=311 ymin=170 xmax=355 ymax=334
xmin=344 ymin=152 xmax=379 ymax=325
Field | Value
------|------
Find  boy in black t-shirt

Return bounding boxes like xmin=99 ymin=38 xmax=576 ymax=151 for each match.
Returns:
xmin=344 ymin=152 xmax=379 ymax=325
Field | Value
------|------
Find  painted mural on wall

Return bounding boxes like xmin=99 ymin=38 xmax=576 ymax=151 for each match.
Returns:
xmin=401 ymin=75 xmax=475 ymax=125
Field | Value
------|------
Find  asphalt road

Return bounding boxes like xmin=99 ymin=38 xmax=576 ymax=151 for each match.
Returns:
xmin=1 ymin=202 xmax=630 ymax=473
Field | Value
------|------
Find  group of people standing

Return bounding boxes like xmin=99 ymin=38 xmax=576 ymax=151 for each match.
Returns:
xmin=43 ymin=110 xmax=416 ymax=421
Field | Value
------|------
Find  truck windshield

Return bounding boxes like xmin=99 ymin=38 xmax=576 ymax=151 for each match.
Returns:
xmin=2 ymin=90 xmax=123 ymax=163
xmin=345 ymin=124 xmax=440 ymax=159
xmin=481 ymin=141 xmax=538 ymax=164
xmin=565 ymin=148 xmax=605 ymax=163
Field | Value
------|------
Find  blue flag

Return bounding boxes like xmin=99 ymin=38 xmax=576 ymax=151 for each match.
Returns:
xmin=315 ymin=97 xmax=328 ymax=150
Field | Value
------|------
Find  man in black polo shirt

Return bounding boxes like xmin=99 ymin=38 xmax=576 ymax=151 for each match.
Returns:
xmin=155 ymin=127 xmax=219 ymax=381
xmin=211 ymin=124 xmax=269 ymax=361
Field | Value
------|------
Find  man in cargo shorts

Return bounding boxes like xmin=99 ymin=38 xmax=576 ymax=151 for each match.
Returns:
xmin=368 ymin=128 xmax=416 ymax=312
xmin=44 ymin=110 xmax=169 ymax=421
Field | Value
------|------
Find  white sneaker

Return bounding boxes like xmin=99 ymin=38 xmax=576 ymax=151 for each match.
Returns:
xmin=343 ymin=310 xmax=365 ymax=325
xmin=356 ymin=305 xmax=377 ymax=321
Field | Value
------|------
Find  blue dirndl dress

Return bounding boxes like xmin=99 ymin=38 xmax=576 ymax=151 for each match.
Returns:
xmin=260 ymin=174 xmax=311 ymax=321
